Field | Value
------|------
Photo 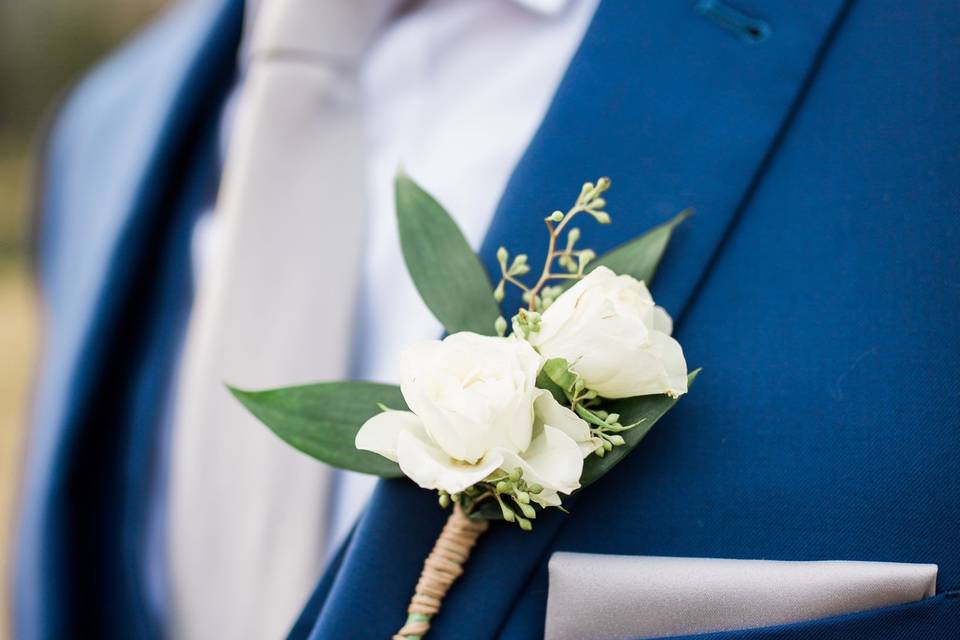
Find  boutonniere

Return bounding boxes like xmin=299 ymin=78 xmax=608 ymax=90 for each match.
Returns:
xmin=231 ymin=174 xmax=698 ymax=639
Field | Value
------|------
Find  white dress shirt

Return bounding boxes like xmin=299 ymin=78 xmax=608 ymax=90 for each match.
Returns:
xmin=172 ymin=0 xmax=598 ymax=636
xmin=333 ymin=0 xmax=600 ymax=549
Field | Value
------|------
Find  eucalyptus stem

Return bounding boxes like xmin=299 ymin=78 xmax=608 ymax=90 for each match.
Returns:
xmin=494 ymin=178 xmax=610 ymax=314
xmin=526 ymin=179 xmax=610 ymax=310
xmin=504 ymin=274 xmax=532 ymax=292
xmin=527 ymin=212 xmax=577 ymax=310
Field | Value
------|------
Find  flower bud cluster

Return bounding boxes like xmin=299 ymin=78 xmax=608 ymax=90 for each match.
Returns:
xmin=492 ymin=468 xmax=543 ymax=531
xmin=511 ymin=309 xmax=541 ymax=339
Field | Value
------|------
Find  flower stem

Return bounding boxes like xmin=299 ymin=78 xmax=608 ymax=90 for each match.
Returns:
xmin=527 ymin=200 xmax=594 ymax=310
xmin=392 ymin=504 xmax=489 ymax=639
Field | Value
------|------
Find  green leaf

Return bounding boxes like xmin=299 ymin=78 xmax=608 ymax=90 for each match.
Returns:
xmin=580 ymin=369 xmax=699 ymax=487
xmin=396 ymin=172 xmax=502 ymax=335
xmin=228 ymin=381 xmax=407 ymax=478
xmin=589 ymin=209 xmax=692 ymax=285
xmin=535 ymin=372 xmax=568 ymax=406
xmin=540 ymin=357 xmax=578 ymax=397
xmin=466 ymin=499 xmax=505 ymax=522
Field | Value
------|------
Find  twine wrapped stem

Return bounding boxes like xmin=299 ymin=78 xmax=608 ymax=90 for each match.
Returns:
xmin=393 ymin=504 xmax=489 ymax=639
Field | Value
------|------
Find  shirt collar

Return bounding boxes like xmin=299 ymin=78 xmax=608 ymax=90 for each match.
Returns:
xmin=245 ymin=0 xmax=572 ymax=30
xmin=241 ymin=0 xmax=571 ymax=61
xmin=511 ymin=0 xmax=571 ymax=16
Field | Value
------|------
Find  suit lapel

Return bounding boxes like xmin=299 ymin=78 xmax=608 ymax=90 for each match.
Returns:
xmin=311 ymin=0 xmax=851 ymax=637
xmin=483 ymin=0 xmax=853 ymax=321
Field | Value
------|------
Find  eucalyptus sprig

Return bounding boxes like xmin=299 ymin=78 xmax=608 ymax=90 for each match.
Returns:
xmin=493 ymin=177 xmax=612 ymax=315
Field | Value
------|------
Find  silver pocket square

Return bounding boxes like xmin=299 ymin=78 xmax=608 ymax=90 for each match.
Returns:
xmin=545 ymin=553 xmax=937 ymax=640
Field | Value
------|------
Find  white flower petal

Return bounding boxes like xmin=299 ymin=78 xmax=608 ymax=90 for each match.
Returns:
xmin=598 ymin=330 xmax=687 ymax=398
xmin=399 ymin=339 xmax=445 ymax=418
xmin=530 ymin=489 xmax=562 ymax=508
xmin=652 ymin=305 xmax=674 ymax=335
xmin=532 ymin=266 xmax=616 ymax=347
xmin=534 ymin=391 xmax=593 ymax=458
xmin=522 ymin=425 xmax=585 ymax=493
xmin=395 ymin=424 xmax=503 ymax=494
xmin=499 ymin=425 xmax=583 ymax=496
xmin=354 ymin=410 xmax=421 ymax=462
xmin=650 ymin=331 xmax=688 ymax=397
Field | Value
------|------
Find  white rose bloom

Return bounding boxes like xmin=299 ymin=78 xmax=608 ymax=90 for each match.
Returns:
xmin=355 ymin=332 xmax=584 ymax=498
xmin=529 ymin=265 xmax=688 ymax=399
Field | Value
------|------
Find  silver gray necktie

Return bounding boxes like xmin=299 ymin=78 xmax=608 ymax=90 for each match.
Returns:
xmin=168 ymin=2 xmax=398 ymax=638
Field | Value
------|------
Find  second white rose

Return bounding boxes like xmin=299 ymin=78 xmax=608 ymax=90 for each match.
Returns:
xmin=528 ymin=265 xmax=688 ymax=399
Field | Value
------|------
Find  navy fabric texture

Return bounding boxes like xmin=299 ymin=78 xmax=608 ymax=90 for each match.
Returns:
xmin=15 ymin=0 xmax=960 ymax=638
xmin=627 ymin=593 xmax=960 ymax=640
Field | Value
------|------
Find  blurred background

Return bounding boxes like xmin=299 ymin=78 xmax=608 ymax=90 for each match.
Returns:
xmin=0 ymin=1 xmax=167 ymax=636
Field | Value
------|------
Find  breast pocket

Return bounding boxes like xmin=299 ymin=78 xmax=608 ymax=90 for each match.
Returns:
xmin=545 ymin=553 xmax=945 ymax=640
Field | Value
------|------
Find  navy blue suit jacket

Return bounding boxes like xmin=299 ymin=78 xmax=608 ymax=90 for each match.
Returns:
xmin=14 ymin=0 xmax=960 ymax=638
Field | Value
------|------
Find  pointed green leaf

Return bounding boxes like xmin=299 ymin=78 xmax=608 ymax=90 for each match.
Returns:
xmin=580 ymin=369 xmax=699 ymax=487
xmin=589 ymin=209 xmax=692 ymax=285
xmin=396 ymin=172 xmax=502 ymax=335
xmin=466 ymin=499 xmax=505 ymax=522
xmin=541 ymin=357 xmax=578 ymax=397
xmin=229 ymin=381 xmax=407 ymax=477
xmin=536 ymin=371 xmax=568 ymax=405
